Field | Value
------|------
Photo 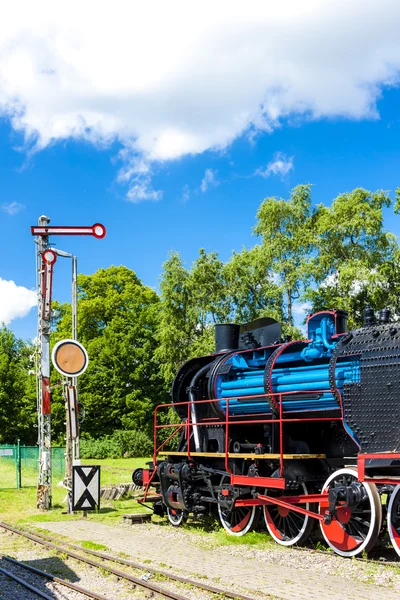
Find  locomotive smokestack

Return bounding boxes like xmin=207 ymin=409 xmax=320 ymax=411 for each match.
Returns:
xmin=363 ymin=307 xmax=376 ymax=327
xmin=378 ymin=308 xmax=391 ymax=324
xmin=215 ymin=324 xmax=240 ymax=353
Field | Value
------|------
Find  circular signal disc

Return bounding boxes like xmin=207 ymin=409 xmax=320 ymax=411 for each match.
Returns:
xmin=92 ymin=223 xmax=106 ymax=239
xmin=388 ymin=485 xmax=400 ymax=557
xmin=52 ymin=339 xmax=89 ymax=377
xmin=319 ymin=467 xmax=382 ymax=557
xmin=42 ymin=249 xmax=57 ymax=265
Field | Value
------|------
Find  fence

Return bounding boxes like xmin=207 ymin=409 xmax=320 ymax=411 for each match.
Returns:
xmin=0 ymin=443 xmax=65 ymax=489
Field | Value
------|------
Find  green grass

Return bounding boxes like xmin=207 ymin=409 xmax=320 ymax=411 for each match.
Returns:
xmin=80 ymin=457 xmax=149 ymax=487
xmin=80 ymin=540 xmax=110 ymax=551
xmin=0 ymin=456 xmax=151 ymax=526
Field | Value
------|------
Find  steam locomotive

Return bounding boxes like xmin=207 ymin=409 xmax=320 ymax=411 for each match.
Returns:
xmin=134 ymin=309 xmax=400 ymax=558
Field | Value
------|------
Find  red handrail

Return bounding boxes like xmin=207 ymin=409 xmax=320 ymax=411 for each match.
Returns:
xmin=153 ymin=388 xmax=341 ymax=482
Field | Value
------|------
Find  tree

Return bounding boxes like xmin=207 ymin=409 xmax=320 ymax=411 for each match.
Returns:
xmin=154 ymin=252 xmax=198 ymax=385
xmin=156 ymin=245 xmax=292 ymax=386
xmin=307 ymin=188 xmax=396 ymax=327
xmin=52 ymin=266 xmax=165 ymax=440
xmin=254 ymin=184 xmax=315 ymax=324
xmin=223 ymin=245 xmax=284 ymax=323
xmin=0 ymin=327 xmax=36 ymax=443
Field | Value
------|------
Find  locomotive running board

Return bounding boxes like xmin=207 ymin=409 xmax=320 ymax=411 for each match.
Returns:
xmin=158 ymin=451 xmax=326 ymax=460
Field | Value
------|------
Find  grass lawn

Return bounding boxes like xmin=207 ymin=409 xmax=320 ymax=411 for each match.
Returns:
xmin=80 ymin=456 xmax=149 ymax=487
xmin=0 ymin=457 xmax=151 ymax=527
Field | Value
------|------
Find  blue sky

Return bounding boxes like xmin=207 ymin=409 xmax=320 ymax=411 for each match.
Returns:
xmin=1 ymin=3 xmax=400 ymax=340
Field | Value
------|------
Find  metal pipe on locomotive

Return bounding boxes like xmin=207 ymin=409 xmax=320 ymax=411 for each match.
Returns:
xmin=134 ymin=308 xmax=400 ymax=558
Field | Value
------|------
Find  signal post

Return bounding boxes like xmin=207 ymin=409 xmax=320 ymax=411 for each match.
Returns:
xmin=31 ymin=218 xmax=106 ymax=509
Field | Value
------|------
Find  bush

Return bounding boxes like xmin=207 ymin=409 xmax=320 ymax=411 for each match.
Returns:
xmin=80 ymin=429 xmax=152 ymax=459
xmin=113 ymin=430 xmax=153 ymax=458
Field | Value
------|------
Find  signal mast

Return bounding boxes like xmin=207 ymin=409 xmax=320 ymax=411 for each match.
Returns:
xmin=31 ymin=218 xmax=106 ymax=509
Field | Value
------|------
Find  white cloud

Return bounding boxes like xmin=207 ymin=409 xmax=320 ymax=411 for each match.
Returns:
xmin=0 ymin=2 xmax=400 ymax=199
xmin=182 ymin=184 xmax=190 ymax=203
xmin=292 ymin=301 xmax=312 ymax=318
xmin=255 ymin=152 xmax=294 ymax=178
xmin=1 ymin=201 xmax=25 ymax=215
xmin=0 ymin=278 xmax=37 ymax=325
xmin=200 ymin=169 xmax=219 ymax=193
xmin=116 ymin=154 xmax=162 ymax=203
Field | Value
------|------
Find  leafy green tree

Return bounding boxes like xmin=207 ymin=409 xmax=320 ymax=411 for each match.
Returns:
xmin=52 ymin=266 xmax=165 ymax=440
xmin=224 ymin=245 xmax=284 ymax=323
xmin=394 ymin=187 xmax=400 ymax=215
xmin=308 ymin=188 xmax=396 ymax=327
xmin=156 ymin=246 xmax=291 ymax=385
xmin=0 ymin=327 xmax=36 ymax=443
xmin=254 ymin=184 xmax=315 ymax=324
xmin=154 ymin=252 xmax=198 ymax=385
xmin=189 ymin=249 xmax=230 ymax=328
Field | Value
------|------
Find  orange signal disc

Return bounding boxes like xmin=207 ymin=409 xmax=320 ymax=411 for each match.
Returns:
xmin=52 ymin=340 xmax=88 ymax=376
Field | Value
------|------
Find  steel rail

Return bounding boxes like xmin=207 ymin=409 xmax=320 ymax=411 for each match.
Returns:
xmin=2 ymin=555 xmax=111 ymax=600
xmin=1 ymin=522 xmax=258 ymax=600
xmin=0 ymin=522 xmax=190 ymax=600
xmin=0 ymin=564 xmax=55 ymax=600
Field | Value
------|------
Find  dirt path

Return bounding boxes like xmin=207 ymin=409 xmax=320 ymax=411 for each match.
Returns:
xmin=36 ymin=521 xmax=400 ymax=600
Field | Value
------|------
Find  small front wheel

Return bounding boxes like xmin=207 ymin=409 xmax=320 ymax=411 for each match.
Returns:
xmin=167 ymin=507 xmax=188 ymax=527
xmin=217 ymin=475 xmax=257 ymax=537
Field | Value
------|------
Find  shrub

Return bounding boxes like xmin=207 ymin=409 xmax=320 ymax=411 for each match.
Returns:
xmin=80 ymin=429 xmax=152 ymax=459
xmin=80 ymin=436 xmax=121 ymax=459
xmin=113 ymin=429 xmax=153 ymax=458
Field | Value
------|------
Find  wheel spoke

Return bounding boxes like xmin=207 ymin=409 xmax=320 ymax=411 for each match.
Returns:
xmin=263 ymin=482 xmax=313 ymax=546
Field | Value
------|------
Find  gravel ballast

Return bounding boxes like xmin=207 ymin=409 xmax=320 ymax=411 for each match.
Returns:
xmin=23 ymin=519 xmax=400 ymax=600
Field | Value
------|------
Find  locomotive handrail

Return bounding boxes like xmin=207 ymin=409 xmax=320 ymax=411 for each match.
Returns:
xmin=153 ymin=388 xmax=341 ymax=478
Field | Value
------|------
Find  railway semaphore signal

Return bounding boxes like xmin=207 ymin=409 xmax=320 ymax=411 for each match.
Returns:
xmin=31 ymin=216 xmax=106 ymax=510
xmin=31 ymin=223 xmax=106 ymax=238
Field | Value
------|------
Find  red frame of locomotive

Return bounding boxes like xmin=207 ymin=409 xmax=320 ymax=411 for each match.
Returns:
xmin=140 ymin=389 xmax=400 ymax=523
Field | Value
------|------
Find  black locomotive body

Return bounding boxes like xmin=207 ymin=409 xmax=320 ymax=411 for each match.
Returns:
xmin=135 ymin=308 xmax=400 ymax=557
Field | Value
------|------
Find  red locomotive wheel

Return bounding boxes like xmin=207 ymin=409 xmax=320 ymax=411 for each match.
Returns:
xmin=217 ymin=476 xmax=257 ymax=537
xmin=218 ymin=503 xmax=257 ymax=536
xmin=319 ymin=467 xmax=382 ymax=557
xmin=388 ymin=485 xmax=400 ymax=558
xmin=263 ymin=482 xmax=316 ymax=546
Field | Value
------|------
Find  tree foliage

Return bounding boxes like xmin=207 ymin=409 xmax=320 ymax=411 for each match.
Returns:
xmin=254 ymin=184 xmax=315 ymax=324
xmin=52 ymin=266 xmax=166 ymax=441
xmin=307 ymin=188 xmax=396 ymax=327
xmin=0 ymin=327 xmax=36 ymax=443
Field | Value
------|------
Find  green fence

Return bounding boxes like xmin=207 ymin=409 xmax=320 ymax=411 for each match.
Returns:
xmin=0 ymin=444 xmax=65 ymax=489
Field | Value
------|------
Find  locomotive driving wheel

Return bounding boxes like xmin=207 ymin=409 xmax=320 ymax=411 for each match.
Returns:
xmin=319 ymin=467 xmax=382 ymax=557
xmin=217 ymin=475 xmax=257 ymax=536
xmin=388 ymin=485 xmax=400 ymax=557
xmin=263 ymin=482 xmax=316 ymax=546
xmin=166 ymin=507 xmax=188 ymax=526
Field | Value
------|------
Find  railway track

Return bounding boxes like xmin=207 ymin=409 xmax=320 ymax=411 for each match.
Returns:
xmin=0 ymin=521 xmax=258 ymax=600
xmin=0 ymin=556 xmax=111 ymax=600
